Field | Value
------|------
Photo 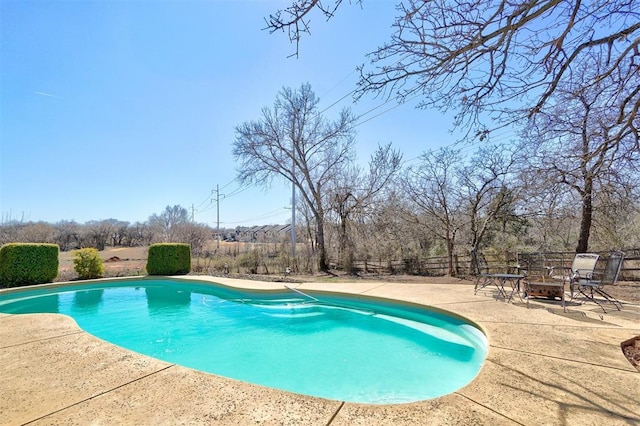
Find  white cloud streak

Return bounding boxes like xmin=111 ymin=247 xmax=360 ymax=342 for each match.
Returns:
xmin=35 ymin=91 xmax=59 ymax=98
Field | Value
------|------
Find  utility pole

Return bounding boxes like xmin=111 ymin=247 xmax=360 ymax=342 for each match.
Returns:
xmin=291 ymin=177 xmax=296 ymax=259
xmin=213 ymin=185 xmax=225 ymax=250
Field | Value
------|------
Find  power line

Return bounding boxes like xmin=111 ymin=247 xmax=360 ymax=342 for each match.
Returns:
xmin=401 ymin=155 xmax=423 ymax=166
xmin=197 ymin=203 xmax=215 ymax=214
xmin=320 ymin=89 xmax=357 ymax=115
xmin=318 ymin=70 xmax=358 ymax=114
xmin=197 ymin=184 xmax=249 ymax=215
xmin=315 ymin=72 xmax=522 ymax=150
xmin=220 ymin=208 xmax=288 ymax=225
xmin=354 ymin=93 xmax=423 ymax=128
xmin=320 ymin=69 xmax=357 ymax=99
xmin=192 ymin=178 xmax=244 ymax=215
xmin=195 ymin=190 xmax=213 ymax=209
xmin=219 ymin=178 xmax=237 ymax=191
xmin=225 ymin=184 xmax=252 ymax=198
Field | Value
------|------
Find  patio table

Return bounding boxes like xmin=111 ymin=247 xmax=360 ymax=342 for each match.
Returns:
xmin=475 ymin=273 xmax=525 ymax=302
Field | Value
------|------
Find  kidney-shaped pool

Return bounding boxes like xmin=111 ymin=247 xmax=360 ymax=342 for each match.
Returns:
xmin=0 ymin=278 xmax=487 ymax=404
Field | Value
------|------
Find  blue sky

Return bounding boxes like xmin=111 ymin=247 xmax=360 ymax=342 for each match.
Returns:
xmin=1 ymin=0 xmax=463 ymax=227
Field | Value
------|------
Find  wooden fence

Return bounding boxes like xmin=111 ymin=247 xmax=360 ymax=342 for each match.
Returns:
xmin=346 ymin=248 xmax=640 ymax=281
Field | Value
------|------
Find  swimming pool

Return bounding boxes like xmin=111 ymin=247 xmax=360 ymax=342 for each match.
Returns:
xmin=0 ymin=278 xmax=488 ymax=404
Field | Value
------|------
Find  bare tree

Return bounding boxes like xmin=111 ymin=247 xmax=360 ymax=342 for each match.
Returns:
xmin=15 ymin=222 xmax=56 ymax=244
xmin=367 ymin=189 xmax=424 ymax=272
xmin=84 ymin=220 xmax=118 ymax=250
xmin=403 ymin=148 xmax=465 ymax=276
xmin=181 ymin=222 xmax=211 ymax=257
xmin=518 ymin=62 xmax=640 ymax=252
xmin=233 ymin=83 xmax=357 ymax=271
xmin=295 ymin=197 xmax=319 ymax=272
xmin=265 ymin=1 xmax=639 ymax=145
xmin=54 ymin=220 xmax=81 ymax=251
xmin=329 ymin=143 xmax=402 ymax=271
xmin=458 ymin=144 xmax=519 ymax=254
xmin=0 ymin=215 xmax=27 ymax=245
xmin=518 ymin=176 xmax=583 ymax=252
xmin=124 ymin=222 xmax=152 ymax=247
xmin=148 ymin=205 xmax=190 ymax=243
xmin=591 ymin=186 xmax=640 ymax=250
xmin=106 ymin=220 xmax=130 ymax=247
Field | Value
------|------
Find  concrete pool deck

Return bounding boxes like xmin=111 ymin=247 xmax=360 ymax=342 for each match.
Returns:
xmin=1 ymin=276 xmax=639 ymax=425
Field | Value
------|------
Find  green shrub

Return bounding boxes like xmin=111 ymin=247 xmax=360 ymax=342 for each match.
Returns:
xmin=0 ymin=243 xmax=59 ymax=287
xmin=146 ymin=243 xmax=191 ymax=275
xmin=72 ymin=248 xmax=105 ymax=279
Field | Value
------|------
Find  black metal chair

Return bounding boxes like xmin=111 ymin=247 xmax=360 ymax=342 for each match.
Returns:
xmin=471 ymin=250 xmax=492 ymax=294
xmin=574 ymin=251 xmax=624 ymax=312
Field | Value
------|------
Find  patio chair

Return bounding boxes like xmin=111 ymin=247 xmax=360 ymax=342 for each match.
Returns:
xmin=471 ymin=250 xmax=492 ymax=294
xmin=564 ymin=253 xmax=600 ymax=296
xmin=521 ymin=252 xmax=598 ymax=312
xmin=517 ymin=252 xmax=545 ymax=279
xmin=573 ymin=251 xmax=625 ymax=312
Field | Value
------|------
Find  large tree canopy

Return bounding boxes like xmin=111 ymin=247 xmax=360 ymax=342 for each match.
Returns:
xmin=266 ymin=0 xmax=640 ymax=144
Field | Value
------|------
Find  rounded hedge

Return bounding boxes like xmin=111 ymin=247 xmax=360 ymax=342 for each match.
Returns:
xmin=146 ymin=243 xmax=191 ymax=275
xmin=0 ymin=243 xmax=59 ymax=287
xmin=73 ymin=248 xmax=105 ymax=279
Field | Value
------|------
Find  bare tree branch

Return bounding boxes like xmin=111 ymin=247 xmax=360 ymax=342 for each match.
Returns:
xmin=264 ymin=0 xmax=351 ymax=57
xmin=266 ymin=1 xmax=640 ymax=144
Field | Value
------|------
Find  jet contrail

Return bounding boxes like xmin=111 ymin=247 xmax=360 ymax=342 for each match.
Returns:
xmin=35 ymin=91 xmax=59 ymax=98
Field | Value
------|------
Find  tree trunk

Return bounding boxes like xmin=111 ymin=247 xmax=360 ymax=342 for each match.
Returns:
xmin=338 ymin=213 xmax=355 ymax=272
xmin=446 ymin=233 xmax=456 ymax=277
xmin=315 ymin=211 xmax=328 ymax=272
xmin=575 ymin=179 xmax=593 ymax=253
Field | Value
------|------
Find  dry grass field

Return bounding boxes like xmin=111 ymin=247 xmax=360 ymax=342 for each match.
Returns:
xmin=58 ymin=246 xmax=148 ymax=281
xmin=54 ymin=245 xmax=640 ymax=304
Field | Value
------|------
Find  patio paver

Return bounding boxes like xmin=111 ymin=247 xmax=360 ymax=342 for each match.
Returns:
xmin=1 ymin=276 xmax=639 ymax=425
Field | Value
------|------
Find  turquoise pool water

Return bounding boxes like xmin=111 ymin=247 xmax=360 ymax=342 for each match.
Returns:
xmin=0 ymin=279 xmax=487 ymax=404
